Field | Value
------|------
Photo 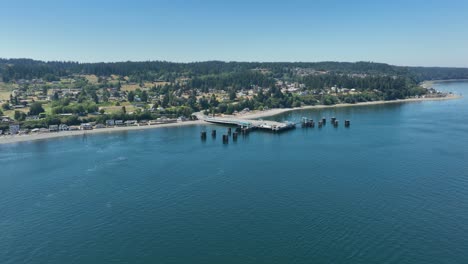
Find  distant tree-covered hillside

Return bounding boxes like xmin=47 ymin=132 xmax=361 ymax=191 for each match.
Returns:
xmin=1 ymin=58 xmax=467 ymax=83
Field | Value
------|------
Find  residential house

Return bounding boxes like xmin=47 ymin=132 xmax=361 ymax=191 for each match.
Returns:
xmin=125 ymin=120 xmax=137 ymax=126
xmin=177 ymin=116 xmax=188 ymax=122
xmin=106 ymin=120 xmax=115 ymax=126
xmin=9 ymin=124 xmax=20 ymax=134
xmin=80 ymin=123 xmax=93 ymax=130
xmin=138 ymin=120 xmax=149 ymax=126
xmin=59 ymin=124 xmax=69 ymax=131
xmin=1 ymin=116 xmax=12 ymax=123
xmin=26 ymin=115 xmax=40 ymax=121
xmin=49 ymin=125 xmax=59 ymax=132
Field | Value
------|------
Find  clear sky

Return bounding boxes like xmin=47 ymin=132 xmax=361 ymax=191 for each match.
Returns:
xmin=1 ymin=0 xmax=467 ymax=67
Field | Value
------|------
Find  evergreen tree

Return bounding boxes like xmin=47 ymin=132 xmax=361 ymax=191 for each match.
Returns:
xmin=29 ymin=102 xmax=45 ymax=115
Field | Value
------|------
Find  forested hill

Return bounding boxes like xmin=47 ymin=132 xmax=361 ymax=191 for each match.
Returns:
xmin=1 ymin=58 xmax=468 ymax=83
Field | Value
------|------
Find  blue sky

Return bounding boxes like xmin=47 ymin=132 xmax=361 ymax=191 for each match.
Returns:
xmin=1 ymin=0 xmax=468 ymax=66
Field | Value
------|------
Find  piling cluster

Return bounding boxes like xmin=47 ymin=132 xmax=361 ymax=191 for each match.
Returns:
xmin=301 ymin=118 xmax=315 ymax=128
xmin=202 ymin=116 xmax=351 ymax=143
xmin=201 ymin=127 xmax=247 ymax=144
xmin=301 ymin=116 xmax=351 ymax=129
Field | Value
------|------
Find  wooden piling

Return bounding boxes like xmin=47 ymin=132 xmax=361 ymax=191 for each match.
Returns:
xmin=201 ymin=131 xmax=207 ymax=140
xmin=345 ymin=120 xmax=350 ymax=127
xmin=211 ymin=129 xmax=216 ymax=137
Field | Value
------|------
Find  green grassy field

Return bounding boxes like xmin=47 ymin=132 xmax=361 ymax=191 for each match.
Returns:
xmin=0 ymin=82 xmax=17 ymax=101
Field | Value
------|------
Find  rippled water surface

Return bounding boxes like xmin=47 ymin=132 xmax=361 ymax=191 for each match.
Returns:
xmin=1 ymin=81 xmax=468 ymax=264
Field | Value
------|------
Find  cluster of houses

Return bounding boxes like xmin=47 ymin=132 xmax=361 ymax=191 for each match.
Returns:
xmin=0 ymin=117 xmax=188 ymax=136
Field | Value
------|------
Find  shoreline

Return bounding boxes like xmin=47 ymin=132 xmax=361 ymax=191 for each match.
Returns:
xmin=421 ymin=79 xmax=468 ymax=88
xmin=0 ymin=94 xmax=462 ymax=145
xmin=0 ymin=120 xmax=205 ymax=145
xmin=235 ymin=94 xmax=462 ymax=119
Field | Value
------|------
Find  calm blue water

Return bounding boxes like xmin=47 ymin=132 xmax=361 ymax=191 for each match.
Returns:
xmin=1 ymin=81 xmax=468 ymax=264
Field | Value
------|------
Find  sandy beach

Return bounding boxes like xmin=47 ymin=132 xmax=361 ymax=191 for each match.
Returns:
xmin=235 ymin=94 xmax=462 ymax=119
xmin=0 ymin=94 xmax=461 ymax=145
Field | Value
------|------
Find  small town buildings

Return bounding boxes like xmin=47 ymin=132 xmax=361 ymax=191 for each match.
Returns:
xmin=95 ymin=124 xmax=106 ymax=129
xmin=69 ymin=126 xmax=80 ymax=131
xmin=115 ymin=120 xmax=124 ymax=126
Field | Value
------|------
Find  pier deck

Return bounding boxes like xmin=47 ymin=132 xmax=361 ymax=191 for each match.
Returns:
xmin=198 ymin=115 xmax=296 ymax=132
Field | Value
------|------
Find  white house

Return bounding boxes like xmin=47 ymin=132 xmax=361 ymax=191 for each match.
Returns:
xmin=80 ymin=123 xmax=93 ymax=130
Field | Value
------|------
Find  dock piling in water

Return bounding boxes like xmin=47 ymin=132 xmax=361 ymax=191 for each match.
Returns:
xmin=211 ymin=129 xmax=216 ymax=138
xmin=322 ymin=118 xmax=326 ymax=125
xmin=233 ymin=132 xmax=238 ymax=141
xmin=222 ymin=134 xmax=229 ymax=144
xmin=201 ymin=131 xmax=207 ymax=140
xmin=345 ymin=120 xmax=350 ymax=127
xmin=302 ymin=117 xmax=314 ymax=128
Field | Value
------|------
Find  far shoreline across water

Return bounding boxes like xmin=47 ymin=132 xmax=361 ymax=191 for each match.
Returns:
xmin=0 ymin=94 xmax=461 ymax=145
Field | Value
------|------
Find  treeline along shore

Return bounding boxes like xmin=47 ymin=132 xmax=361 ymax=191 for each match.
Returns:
xmin=0 ymin=59 xmax=466 ymax=142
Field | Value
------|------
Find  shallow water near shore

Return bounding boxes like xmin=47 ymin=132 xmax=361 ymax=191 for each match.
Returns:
xmin=1 ymin=81 xmax=468 ymax=263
